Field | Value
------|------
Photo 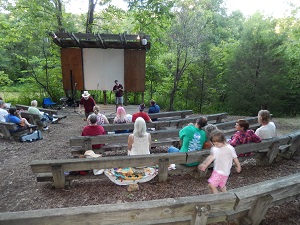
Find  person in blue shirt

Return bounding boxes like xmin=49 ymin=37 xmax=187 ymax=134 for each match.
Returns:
xmin=148 ymin=99 xmax=160 ymax=121
xmin=6 ymin=107 xmax=34 ymax=133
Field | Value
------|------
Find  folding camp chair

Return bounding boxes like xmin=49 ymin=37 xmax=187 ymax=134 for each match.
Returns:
xmin=42 ymin=97 xmax=57 ymax=108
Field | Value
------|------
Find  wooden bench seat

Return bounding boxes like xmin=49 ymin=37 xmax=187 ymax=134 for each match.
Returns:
xmin=0 ymin=121 xmax=30 ymax=140
xmin=20 ymin=111 xmax=67 ymax=129
xmin=32 ymin=130 xmax=300 ymax=189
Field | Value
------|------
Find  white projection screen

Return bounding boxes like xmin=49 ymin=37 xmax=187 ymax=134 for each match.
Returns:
xmin=82 ymin=48 xmax=124 ymax=91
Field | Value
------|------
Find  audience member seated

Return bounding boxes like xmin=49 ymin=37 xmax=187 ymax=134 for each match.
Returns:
xmin=113 ymin=106 xmax=130 ymax=133
xmin=128 ymin=117 xmax=151 ymax=155
xmin=28 ymin=100 xmax=58 ymax=130
xmin=202 ymin=124 xmax=219 ymax=149
xmin=228 ymin=119 xmax=262 ymax=157
xmin=0 ymin=100 xmax=8 ymax=122
xmin=255 ymin=109 xmax=276 ymax=139
xmin=104 ymin=117 xmax=157 ymax=185
xmin=92 ymin=105 xmax=109 ymax=126
xmin=132 ymin=103 xmax=152 ymax=123
xmin=168 ymin=117 xmax=208 ymax=166
xmin=148 ymin=99 xmax=160 ymax=121
xmin=81 ymin=114 xmax=106 ymax=149
xmin=6 ymin=107 xmax=36 ymax=133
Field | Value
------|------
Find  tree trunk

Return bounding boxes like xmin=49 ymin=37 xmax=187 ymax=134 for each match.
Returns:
xmin=86 ymin=0 xmax=98 ymax=33
xmin=54 ymin=0 xmax=64 ymax=32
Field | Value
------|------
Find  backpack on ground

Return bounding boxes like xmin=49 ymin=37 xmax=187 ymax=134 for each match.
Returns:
xmin=19 ymin=130 xmax=43 ymax=142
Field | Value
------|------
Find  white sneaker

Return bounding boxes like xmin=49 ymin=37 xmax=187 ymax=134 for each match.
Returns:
xmin=52 ymin=118 xmax=58 ymax=123
xmin=43 ymin=126 xmax=49 ymax=131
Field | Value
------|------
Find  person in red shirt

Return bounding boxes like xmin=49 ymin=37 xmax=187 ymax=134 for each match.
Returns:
xmin=81 ymin=114 xmax=106 ymax=149
xmin=79 ymin=91 xmax=96 ymax=121
xmin=132 ymin=103 xmax=152 ymax=123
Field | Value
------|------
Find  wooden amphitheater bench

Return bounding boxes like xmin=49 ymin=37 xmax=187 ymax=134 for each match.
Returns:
xmin=70 ymin=116 xmax=259 ymax=155
xmin=19 ymin=111 xmax=67 ymax=129
xmin=0 ymin=121 xmax=33 ymax=140
xmin=182 ymin=130 xmax=300 ymax=174
xmin=15 ymin=104 xmax=58 ymax=116
xmin=32 ymin=130 xmax=300 ymax=190
xmin=106 ymin=109 xmax=194 ymax=123
xmin=1 ymin=172 xmax=299 ymax=225
xmin=30 ymin=152 xmax=187 ymax=189
xmin=102 ymin=112 xmax=229 ymax=132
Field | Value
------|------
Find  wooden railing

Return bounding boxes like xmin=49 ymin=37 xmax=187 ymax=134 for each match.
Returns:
xmin=0 ymin=172 xmax=299 ymax=225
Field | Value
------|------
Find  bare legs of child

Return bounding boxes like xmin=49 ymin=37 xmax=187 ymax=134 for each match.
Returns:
xmin=208 ymin=183 xmax=227 ymax=194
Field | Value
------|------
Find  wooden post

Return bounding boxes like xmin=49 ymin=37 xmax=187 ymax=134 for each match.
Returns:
xmin=198 ymin=168 xmax=208 ymax=178
xmin=241 ymin=194 xmax=273 ymax=225
xmin=216 ymin=115 xmax=221 ymax=123
xmin=51 ymin=164 xmax=66 ymax=189
xmin=0 ymin=125 xmax=11 ymax=139
xmin=103 ymin=91 xmax=107 ymax=105
xmin=158 ymin=158 xmax=169 ymax=182
xmin=124 ymin=91 xmax=127 ymax=106
xmin=191 ymin=205 xmax=211 ymax=225
xmin=84 ymin=138 xmax=92 ymax=150
xmin=142 ymin=92 xmax=144 ymax=104
xmin=288 ymin=136 xmax=300 ymax=157
xmin=266 ymin=141 xmax=280 ymax=164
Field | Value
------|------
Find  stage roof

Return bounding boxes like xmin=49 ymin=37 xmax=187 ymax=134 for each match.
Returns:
xmin=49 ymin=32 xmax=150 ymax=50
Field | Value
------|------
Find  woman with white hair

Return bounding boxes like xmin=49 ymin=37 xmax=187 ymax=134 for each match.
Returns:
xmin=127 ymin=117 xmax=151 ymax=155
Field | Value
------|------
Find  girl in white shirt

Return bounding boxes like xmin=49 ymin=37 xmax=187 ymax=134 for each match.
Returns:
xmin=198 ymin=130 xmax=241 ymax=194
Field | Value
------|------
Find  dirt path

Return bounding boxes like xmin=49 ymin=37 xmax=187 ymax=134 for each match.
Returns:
xmin=0 ymin=105 xmax=299 ymax=224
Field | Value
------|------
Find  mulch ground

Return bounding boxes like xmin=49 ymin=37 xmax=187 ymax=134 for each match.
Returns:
xmin=0 ymin=106 xmax=299 ymax=225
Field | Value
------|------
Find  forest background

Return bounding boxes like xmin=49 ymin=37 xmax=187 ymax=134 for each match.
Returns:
xmin=0 ymin=0 xmax=299 ymax=116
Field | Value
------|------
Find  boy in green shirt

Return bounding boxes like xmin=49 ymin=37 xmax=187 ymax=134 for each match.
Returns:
xmin=168 ymin=117 xmax=208 ymax=166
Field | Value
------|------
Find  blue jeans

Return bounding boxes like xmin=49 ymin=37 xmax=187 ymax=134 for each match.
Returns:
xmin=41 ymin=113 xmax=53 ymax=122
xmin=168 ymin=146 xmax=180 ymax=153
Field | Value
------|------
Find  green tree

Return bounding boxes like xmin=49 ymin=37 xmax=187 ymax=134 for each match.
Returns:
xmin=225 ymin=13 xmax=288 ymax=115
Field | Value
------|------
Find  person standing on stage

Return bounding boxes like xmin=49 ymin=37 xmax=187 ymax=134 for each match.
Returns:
xmin=113 ymin=80 xmax=124 ymax=112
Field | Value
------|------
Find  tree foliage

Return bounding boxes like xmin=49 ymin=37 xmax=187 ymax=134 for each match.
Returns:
xmin=0 ymin=0 xmax=299 ymax=116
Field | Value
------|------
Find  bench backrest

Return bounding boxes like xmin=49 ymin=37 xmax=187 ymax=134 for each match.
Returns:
xmin=70 ymin=116 xmax=259 ymax=150
xmin=107 ymin=110 xmax=194 ymax=123
xmin=15 ymin=104 xmax=57 ymax=115
xmin=58 ymin=131 xmax=300 ymax=173
xmin=32 ymin=131 xmax=300 ymax=190
xmin=103 ymin=112 xmax=229 ymax=132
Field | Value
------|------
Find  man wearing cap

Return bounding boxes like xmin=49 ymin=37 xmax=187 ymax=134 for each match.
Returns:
xmin=79 ymin=91 xmax=96 ymax=121
xmin=132 ymin=103 xmax=152 ymax=123
xmin=113 ymin=80 xmax=124 ymax=112
xmin=0 ymin=100 xmax=8 ymax=122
